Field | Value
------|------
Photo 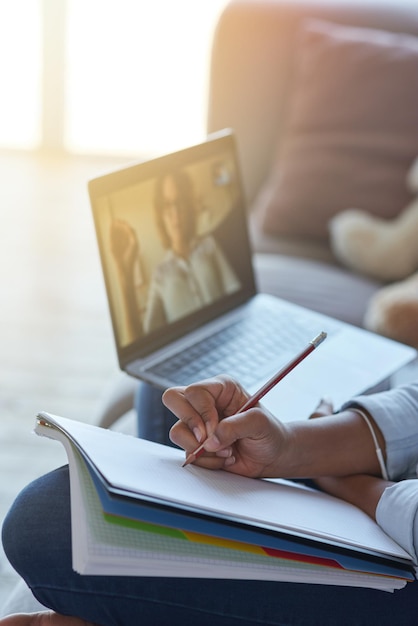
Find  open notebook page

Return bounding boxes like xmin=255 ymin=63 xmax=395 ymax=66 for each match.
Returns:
xmin=41 ymin=425 xmax=407 ymax=591
xmin=35 ymin=412 xmax=411 ymax=562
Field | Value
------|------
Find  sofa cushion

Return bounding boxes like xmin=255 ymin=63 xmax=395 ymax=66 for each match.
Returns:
xmin=255 ymin=18 xmax=418 ymax=240
xmin=253 ymin=253 xmax=381 ymax=327
xmin=249 ymin=208 xmax=336 ymax=263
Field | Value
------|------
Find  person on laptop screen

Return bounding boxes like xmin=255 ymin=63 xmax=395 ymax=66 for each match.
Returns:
xmin=110 ymin=167 xmax=241 ymax=344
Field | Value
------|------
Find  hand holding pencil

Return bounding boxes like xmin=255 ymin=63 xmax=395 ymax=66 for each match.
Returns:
xmin=164 ymin=332 xmax=327 ymax=477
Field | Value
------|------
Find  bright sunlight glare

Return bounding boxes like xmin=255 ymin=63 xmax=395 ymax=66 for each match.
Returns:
xmin=0 ymin=0 xmax=42 ymax=150
xmin=0 ymin=0 xmax=228 ymax=156
xmin=65 ymin=0 xmax=228 ymax=158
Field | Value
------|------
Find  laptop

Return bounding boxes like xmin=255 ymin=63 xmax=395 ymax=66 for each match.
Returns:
xmin=88 ymin=129 xmax=416 ymax=420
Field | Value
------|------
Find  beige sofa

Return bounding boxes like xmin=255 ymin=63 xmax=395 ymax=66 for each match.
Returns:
xmin=208 ymin=0 xmax=418 ymax=324
xmin=96 ymin=0 xmax=418 ymax=428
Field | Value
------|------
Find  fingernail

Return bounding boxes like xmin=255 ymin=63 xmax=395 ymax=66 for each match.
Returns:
xmin=224 ymin=456 xmax=236 ymax=467
xmin=216 ymin=447 xmax=232 ymax=458
xmin=193 ymin=427 xmax=202 ymax=443
xmin=205 ymin=434 xmax=220 ymax=451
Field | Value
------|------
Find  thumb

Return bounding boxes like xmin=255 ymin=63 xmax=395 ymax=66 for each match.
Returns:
xmin=204 ymin=408 xmax=265 ymax=452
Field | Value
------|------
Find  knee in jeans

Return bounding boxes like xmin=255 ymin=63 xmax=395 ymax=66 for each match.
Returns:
xmin=1 ymin=466 xmax=71 ymax=581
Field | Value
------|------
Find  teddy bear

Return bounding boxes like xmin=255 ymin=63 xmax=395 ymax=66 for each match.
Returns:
xmin=328 ymin=156 xmax=418 ymax=349
xmin=363 ymin=273 xmax=418 ymax=349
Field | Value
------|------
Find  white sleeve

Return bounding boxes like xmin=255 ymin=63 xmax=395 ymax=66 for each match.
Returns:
xmin=376 ymin=480 xmax=418 ymax=565
xmin=344 ymin=382 xmax=418 ymax=563
xmin=213 ymin=246 xmax=241 ymax=294
xmin=343 ymin=382 xmax=418 ymax=480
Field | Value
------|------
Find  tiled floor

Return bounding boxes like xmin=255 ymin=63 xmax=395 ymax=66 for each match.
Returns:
xmin=0 ymin=151 xmax=130 ymax=608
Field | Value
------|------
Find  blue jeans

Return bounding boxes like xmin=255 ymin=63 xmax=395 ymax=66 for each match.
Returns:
xmin=135 ymin=382 xmax=177 ymax=446
xmin=2 ymin=465 xmax=418 ymax=625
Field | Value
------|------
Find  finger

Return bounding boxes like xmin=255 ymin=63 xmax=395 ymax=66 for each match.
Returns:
xmin=163 ymin=383 xmax=220 ymax=444
xmin=184 ymin=375 xmax=248 ymax=418
xmin=163 ymin=376 xmax=247 ymax=442
xmin=203 ymin=407 xmax=271 ymax=452
xmin=309 ymin=396 xmax=334 ymax=420
xmin=169 ymin=419 xmax=232 ymax=469
xmin=188 ymin=447 xmax=236 ymax=471
xmin=169 ymin=419 xmax=201 ymax=451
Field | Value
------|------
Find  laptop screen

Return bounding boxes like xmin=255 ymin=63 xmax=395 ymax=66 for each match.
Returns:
xmin=89 ymin=130 xmax=256 ymax=364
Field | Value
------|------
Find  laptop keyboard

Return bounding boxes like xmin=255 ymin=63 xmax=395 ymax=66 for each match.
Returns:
xmin=147 ymin=307 xmax=334 ymax=389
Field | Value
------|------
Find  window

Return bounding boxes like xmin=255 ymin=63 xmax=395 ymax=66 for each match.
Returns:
xmin=0 ymin=0 xmax=228 ymax=156
xmin=0 ymin=0 xmax=42 ymax=150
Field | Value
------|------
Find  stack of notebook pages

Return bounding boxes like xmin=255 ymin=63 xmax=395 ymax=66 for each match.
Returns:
xmin=35 ymin=412 xmax=416 ymax=593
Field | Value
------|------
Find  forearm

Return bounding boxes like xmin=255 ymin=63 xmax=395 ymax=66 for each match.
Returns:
xmin=278 ymin=409 xmax=386 ymax=479
xmin=344 ymin=382 xmax=418 ymax=480
xmin=377 ymin=480 xmax=418 ymax=561
xmin=322 ymin=477 xmax=418 ymax=563
xmin=314 ymin=474 xmax=392 ymax=520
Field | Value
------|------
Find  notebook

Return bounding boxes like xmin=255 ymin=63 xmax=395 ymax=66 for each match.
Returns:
xmin=34 ymin=412 xmax=414 ymax=591
xmin=88 ymin=129 xmax=416 ymax=419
